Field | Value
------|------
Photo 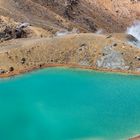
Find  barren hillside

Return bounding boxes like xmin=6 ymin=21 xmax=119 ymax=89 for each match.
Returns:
xmin=0 ymin=0 xmax=140 ymax=33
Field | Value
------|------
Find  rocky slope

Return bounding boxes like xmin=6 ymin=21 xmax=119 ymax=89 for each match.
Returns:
xmin=0 ymin=33 xmax=140 ymax=77
xmin=0 ymin=0 xmax=140 ymax=33
xmin=0 ymin=0 xmax=140 ymax=72
xmin=0 ymin=0 xmax=140 ymax=75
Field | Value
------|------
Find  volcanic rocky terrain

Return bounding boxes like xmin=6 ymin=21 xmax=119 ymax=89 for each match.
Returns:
xmin=0 ymin=0 xmax=140 ymax=139
xmin=0 ymin=0 xmax=140 ymax=74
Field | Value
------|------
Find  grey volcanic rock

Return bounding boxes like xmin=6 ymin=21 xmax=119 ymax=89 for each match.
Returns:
xmin=135 ymin=68 xmax=140 ymax=72
xmin=96 ymin=45 xmax=129 ymax=70
xmin=0 ymin=69 xmax=5 ymax=74
xmin=127 ymin=34 xmax=140 ymax=48
xmin=79 ymin=59 xmax=90 ymax=66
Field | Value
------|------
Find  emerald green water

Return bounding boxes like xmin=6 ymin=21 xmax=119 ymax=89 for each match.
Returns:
xmin=0 ymin=68 xmax=140 ymax=140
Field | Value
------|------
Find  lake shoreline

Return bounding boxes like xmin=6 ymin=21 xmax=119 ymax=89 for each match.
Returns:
xmin=1 ymin=63 xmax=140 ymax=78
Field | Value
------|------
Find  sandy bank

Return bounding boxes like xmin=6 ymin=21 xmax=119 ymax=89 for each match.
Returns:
xmin=129 ymin=135 xmax=140 ymax=140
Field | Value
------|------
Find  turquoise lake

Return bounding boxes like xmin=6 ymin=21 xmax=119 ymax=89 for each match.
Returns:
xmin=0 ymin=68 xmax=140 ymax=140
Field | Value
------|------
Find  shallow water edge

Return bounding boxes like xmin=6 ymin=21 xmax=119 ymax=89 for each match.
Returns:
xmin=1 ymin=64 xmax=140 ymax=78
